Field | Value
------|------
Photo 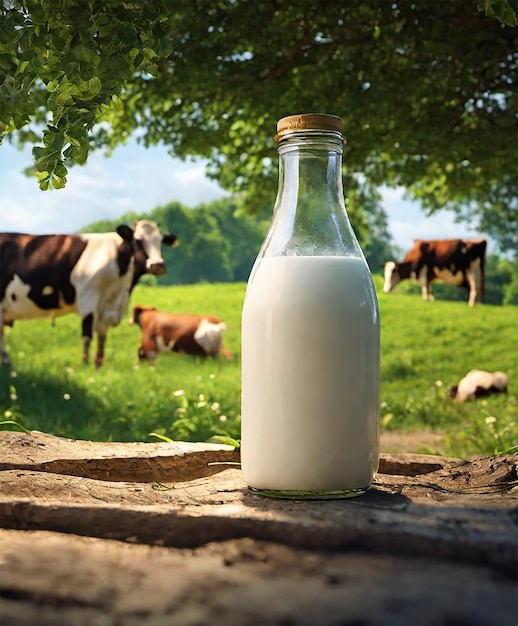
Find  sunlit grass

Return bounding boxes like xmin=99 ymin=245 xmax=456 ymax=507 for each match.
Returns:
xmin=1 ymin=279 xmax=517 ymax=459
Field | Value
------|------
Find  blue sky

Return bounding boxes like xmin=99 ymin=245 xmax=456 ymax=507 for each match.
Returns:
xmin=0 ymin=139 xmax=488 ymax=256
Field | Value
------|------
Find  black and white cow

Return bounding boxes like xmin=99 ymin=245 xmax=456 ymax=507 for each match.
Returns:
xmin=383 ymin=238 xmax=487 ymax=306
xmin=0 ymin=221 xmax=177 ymax=367
xmin=448 ymin=370 xmax=508 ymax=402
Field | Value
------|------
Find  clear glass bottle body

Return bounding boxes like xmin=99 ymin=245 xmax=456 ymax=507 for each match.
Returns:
xmin=241 ymin=114 xmax=380 ymax=499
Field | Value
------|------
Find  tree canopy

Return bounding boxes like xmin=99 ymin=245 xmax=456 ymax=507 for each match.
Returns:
xmin=1 ymin=0 xmax=516 ymax=251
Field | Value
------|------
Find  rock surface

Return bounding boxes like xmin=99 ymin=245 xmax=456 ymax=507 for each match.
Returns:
xmin=0 ymin=431 xmax=517 ymax=626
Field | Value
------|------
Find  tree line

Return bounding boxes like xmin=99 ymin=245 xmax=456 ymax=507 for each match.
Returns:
xmin=82 ymin=196 xmax=517 ymax=305
xmin=83 ymin=197 xmax=270 ymax=285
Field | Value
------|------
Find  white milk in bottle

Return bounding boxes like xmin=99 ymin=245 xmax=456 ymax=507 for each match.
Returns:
xmin=240 ymin=114 xmax=380 ymax=498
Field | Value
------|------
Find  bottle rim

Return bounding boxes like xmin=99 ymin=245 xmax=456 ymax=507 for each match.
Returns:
xmin=276 ymin=113 xmax=345 ymax=142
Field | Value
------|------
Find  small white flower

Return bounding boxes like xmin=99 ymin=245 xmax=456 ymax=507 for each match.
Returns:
xmin=63 ymin=393 xmax=71 ymax=400
xmin=485 ymin=416 xmax=497 ymax=425
xmin=211 ymin=402 xmax=220 ymax=411
xmin=173 ymin=390 xmax=185 ymax=397
xmin=220 ymin=415 xmax=228 ymax=422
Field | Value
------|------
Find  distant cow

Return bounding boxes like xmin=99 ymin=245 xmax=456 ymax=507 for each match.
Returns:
xmin=448 ymin=370 xmax=508 ymax=402
xmin=0 ymin=221 xmax=178 ymax=367
xmin=129 ymin=305 xmax=230 ymax=364
xmin=383 ymin=238 xmax=487 ymax=306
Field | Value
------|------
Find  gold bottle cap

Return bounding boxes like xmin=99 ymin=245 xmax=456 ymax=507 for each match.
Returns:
xmin=276 ymin=113 xmax=344 ymax=141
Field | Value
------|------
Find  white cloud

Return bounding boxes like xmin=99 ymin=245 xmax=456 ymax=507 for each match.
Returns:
xmin=380 ymin=186 xmax=490 ymax=256
xmin=1 ymin=142 xmax=491 ymax=254
xmin=0 ymin=140 xmax=227 ymax=234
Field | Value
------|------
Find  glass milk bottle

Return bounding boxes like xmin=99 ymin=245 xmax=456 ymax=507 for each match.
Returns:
xmin=241 ymin=113 xmax=380 ymax=499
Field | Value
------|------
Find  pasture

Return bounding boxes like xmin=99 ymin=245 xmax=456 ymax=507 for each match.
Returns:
xmin=1 ymin=277 xmax=516 ymax=459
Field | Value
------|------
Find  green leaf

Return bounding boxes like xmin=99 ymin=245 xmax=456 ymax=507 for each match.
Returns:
xmin=206 ymin=435 xmax=241 ymax=448
xmin=148 ymin=432 xmax=175 ymax=443
xmin=0 ymin=420 xmax=31 ymax=434
xmin=478 ymin=0 xmax=518 ymax=26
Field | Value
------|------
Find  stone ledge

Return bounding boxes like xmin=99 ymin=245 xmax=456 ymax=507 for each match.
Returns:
xmin=0 ymin=430 xmax=460 ymax=481
xmin=1 ymin=431 xmax=516 ymax=626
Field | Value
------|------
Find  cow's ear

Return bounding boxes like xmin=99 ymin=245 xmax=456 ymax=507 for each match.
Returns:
xmin=117 ymin=225 xmax=134 ymax=241
xmin=162 ymin=234 xmax=178 ymax=247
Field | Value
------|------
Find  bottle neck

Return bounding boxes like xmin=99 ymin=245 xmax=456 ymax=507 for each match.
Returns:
xmin=263 ymin=131 xmax=361 ymax=258
xmin=277 ymin=132 xmax=344 ymax=219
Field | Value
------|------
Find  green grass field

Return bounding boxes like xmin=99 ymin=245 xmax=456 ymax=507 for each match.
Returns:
xmin=1 ymin=277 xmax=516 ymax=459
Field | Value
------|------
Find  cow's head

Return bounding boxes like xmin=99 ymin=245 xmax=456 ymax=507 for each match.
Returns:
xmin=132 ymin=220 xmax=178 ymax=275
xmin=117 ymin=221 xmax=178 ymax=286
xmin=383 ymin=261 xmax=400 ymax=293
xmin=128 ymin=304 xmax=157 ymax=327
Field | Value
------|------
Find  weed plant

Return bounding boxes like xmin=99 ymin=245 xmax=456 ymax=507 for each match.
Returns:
xmin=1 ymin=278 xmax=516 ymax=459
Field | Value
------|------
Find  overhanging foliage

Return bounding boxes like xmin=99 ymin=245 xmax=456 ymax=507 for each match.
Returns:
xmin=1 ymin=0 xmax=516 ymax=251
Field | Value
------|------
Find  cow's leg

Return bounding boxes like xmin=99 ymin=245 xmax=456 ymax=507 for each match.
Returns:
xmin=466 ymin=262 xmax=481 ymax=306
xmin=467 ymin=273 xmax=477 ymax=307
xmin=421 ymin=284 xmax=434 ymax=301
xmin=95 ymin=328 xmax=107 ymax=369
xmin=81 ymin=313 xmax=94 ymax=364
xmin=417 ymin=267 xmax=434 ymax=301
xmin=77 ymin=289 xmax=101 ymax=365
xmin=0 ymin=316 xmax=10 ymax=366
xmin=140 ymin=335 xmax=158 ymax=366
xmin=208 ymin=336 xmax=223 ymax=358
xmin=138 ymin=345 xmax=156 ymax=366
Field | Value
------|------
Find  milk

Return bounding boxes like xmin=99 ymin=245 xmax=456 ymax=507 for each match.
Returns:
xmin=241 ymin=255 xmax=380 ymax=494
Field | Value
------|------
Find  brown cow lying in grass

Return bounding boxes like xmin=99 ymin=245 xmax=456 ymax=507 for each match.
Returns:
xmin=129 ymin=305 xmax=231 ymax=365
xmin=448 ymin=370 xmax=508 ymax=402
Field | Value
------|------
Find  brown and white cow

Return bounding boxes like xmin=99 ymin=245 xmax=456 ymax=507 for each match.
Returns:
xmin=129 ymin=305 xmax=231 ymax=365
xmin=383 ymin=238 xmax=487 ymax=306
xmin=0 ymin=221 xmax=178 ymax=367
